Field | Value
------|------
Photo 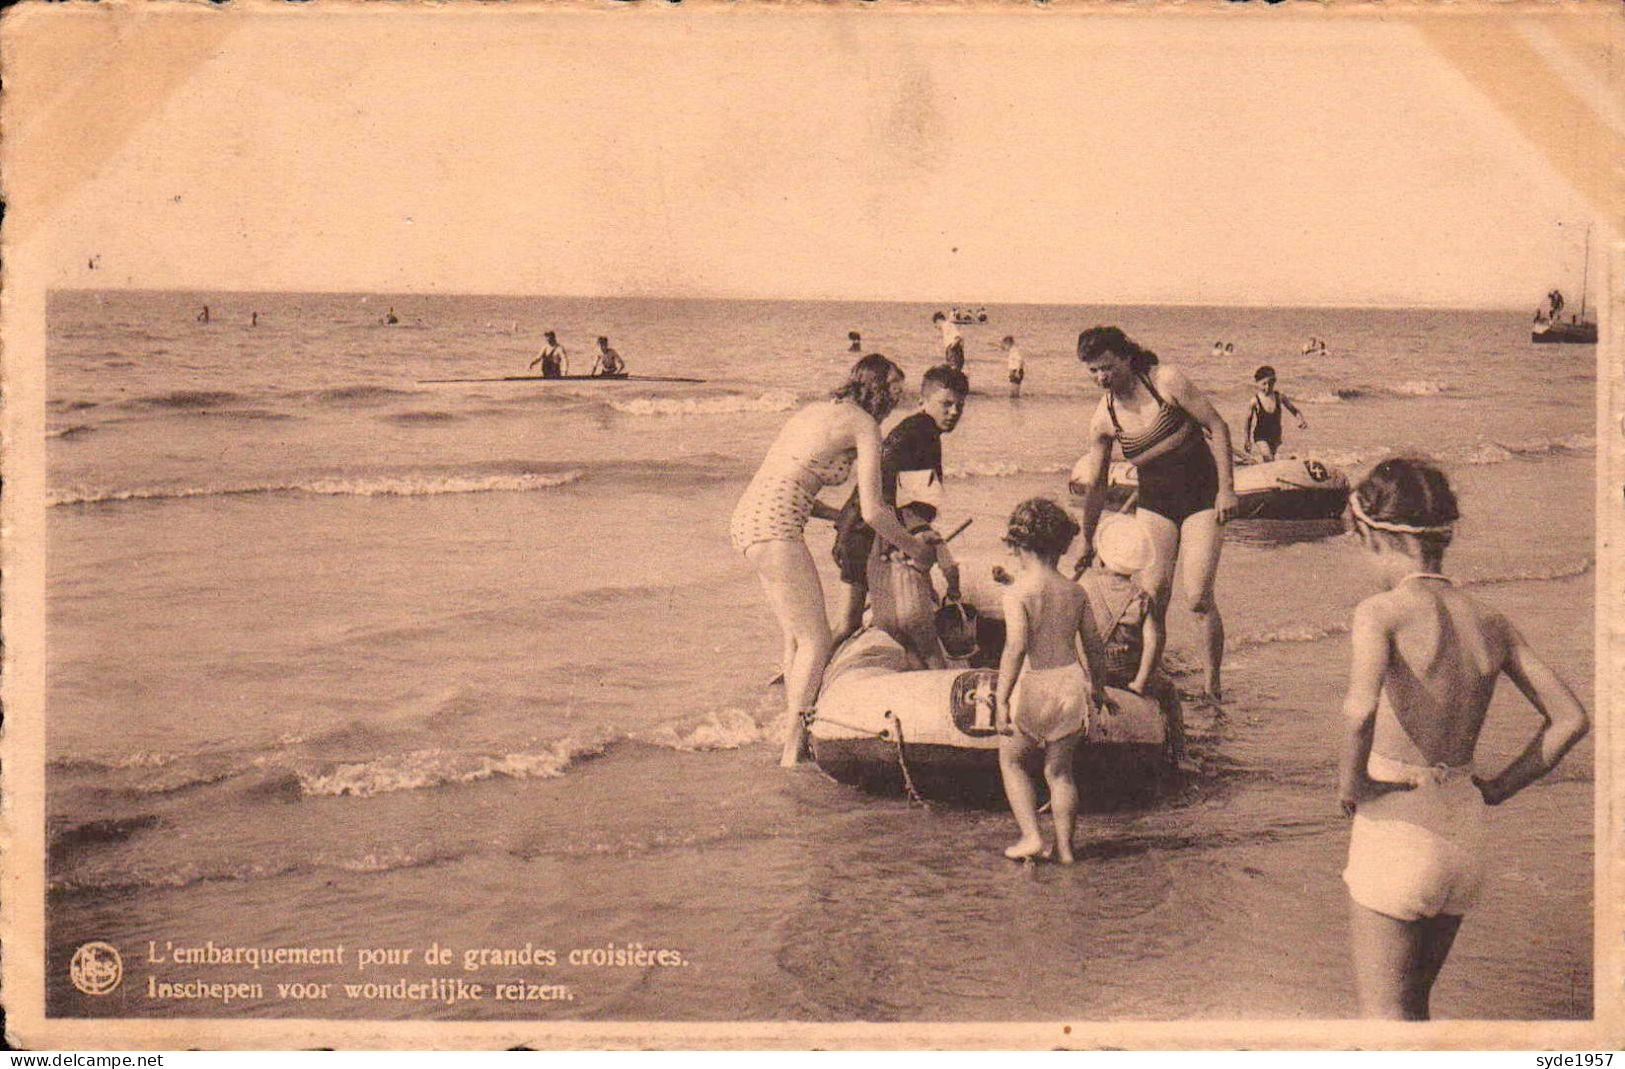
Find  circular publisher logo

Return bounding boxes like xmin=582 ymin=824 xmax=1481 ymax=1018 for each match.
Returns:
xmin=70 ymin=941 xmax=122 ymax=996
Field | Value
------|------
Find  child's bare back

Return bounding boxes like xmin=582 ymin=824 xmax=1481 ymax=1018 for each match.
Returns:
xmin=1362 ymin=579 xmax=1510 ymax=769
xmin=1008 ymin=568 xmax=1089 ymax=671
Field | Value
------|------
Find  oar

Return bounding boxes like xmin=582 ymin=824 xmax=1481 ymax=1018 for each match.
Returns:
xmin=767 ymin=517 xmax=974 ymax=687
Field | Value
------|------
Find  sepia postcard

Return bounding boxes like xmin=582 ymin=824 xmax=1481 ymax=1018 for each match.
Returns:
xmin=2 ymin=0 xmax=1621 ymax=1050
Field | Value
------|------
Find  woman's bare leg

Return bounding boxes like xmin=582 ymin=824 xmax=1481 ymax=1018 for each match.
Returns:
xmin=747 ymin=539 xmax=834 ymax=766
xmin=1132 ymin=509 xmax=1181 ymax=686
xmin=1043 ymin=733 xmax=1081 ymax=863
xmin=1178 ymin=509 xmax=1225 ymax=701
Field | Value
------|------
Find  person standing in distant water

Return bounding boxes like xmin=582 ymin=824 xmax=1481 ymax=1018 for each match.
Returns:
xmin=1003 ymin=336 xmax=1025 ymax=399
xmin=529 ymin=331 xmax=569 ymax=378
xmin=197 ymin=305 xmax=210 ymax=324
xmin=847 ymin=331 xmax=863 ymax=354
xmin=1337 ymin=458 xmax=1587 ymax=1020
xmin=1211 ymin=340 xmax=1225 ymax=359
xmin=730 ymin=354 xmax=937 ymax=766
xmin=384 ymin=307 xmax=399 ymax=325
xmin=1243 ymin=365 xmax=1307 ymax=462
xmin=933 ymin=311 xmax=965 ymax=372
xmin=1071 ymin=326 xmax=1238 ymax=703
xmin=591 ymin=337 xmax=626 ymax=377
xmin=250 ymin=311 xmax=259 ymax=327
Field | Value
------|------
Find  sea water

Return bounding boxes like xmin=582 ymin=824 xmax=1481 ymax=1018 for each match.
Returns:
xmin=44 ymin=290 xmax=1594 ymax=1020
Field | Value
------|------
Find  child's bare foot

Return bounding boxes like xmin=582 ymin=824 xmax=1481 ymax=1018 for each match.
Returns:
xmin=1055 ymin=847 xmax=1076 ymax=865
xmin=1004 ymin=837 xmax=1050 ymax=861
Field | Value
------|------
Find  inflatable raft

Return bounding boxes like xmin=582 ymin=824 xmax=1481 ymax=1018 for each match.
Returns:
xmin=809 ymin=630 xmax=1174 ymax=805
xmin=1071 ymin=455 xmax=1349 ymax=522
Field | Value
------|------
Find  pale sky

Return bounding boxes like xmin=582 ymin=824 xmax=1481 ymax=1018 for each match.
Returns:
xmin=5 ymin=6 xmax=1618 ymax=308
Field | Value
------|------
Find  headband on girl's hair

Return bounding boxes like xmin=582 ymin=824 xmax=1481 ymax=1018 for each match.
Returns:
xmin=1348 ymin=492 xmax=1454 ymax=535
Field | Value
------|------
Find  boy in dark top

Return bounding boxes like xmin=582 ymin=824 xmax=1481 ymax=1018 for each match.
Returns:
xmin=831 ymin=365 xmax=970 ymax=655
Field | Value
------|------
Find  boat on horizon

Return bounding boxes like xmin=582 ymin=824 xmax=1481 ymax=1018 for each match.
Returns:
xmin=1532 ymin=229 xmax=1597 ymax=345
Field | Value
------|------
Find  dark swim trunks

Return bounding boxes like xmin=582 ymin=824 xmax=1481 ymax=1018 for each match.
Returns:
xmin=1134 ymin=431 xmax=1218 ymax=527
xmin=833 ymin=500 xmax=877 ymax=584
xmin=1249 ymin=396 xmax=1283 ymax=450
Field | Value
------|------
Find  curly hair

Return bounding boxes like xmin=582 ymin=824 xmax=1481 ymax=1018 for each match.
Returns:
xmin=1077 ymin=326 xmax=1159 ymax=373
xmin=832 ymin=353 xmax=903 ymax=419
xmin=1003 ymin=497 xmax=1080 ymax=560
xmin=1350 ymin=456 xmax=1459 ymax=559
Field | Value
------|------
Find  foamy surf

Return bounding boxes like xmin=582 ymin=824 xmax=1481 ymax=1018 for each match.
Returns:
xmin=635 ymin=709 xmax=767 ymax=752
xmin=297 ymin=740 xmax=605 ymax=799
xmin=608 ymin=391 xmax=799 ymax=417
xmin=48 ymin=844 xmax=473 ymax=897
xmin=947 ymin=460 xmax=1072 ymax=479
xmin=50 ymin=470 xmax=584 ymax=506
xmin=1391 ymin=380 xmax=1448 ymax=397
xmin=1297 ymin=432 xmax=1592 ymax=474
xmin=1301 ymin=381 xmax=1447 ymax=405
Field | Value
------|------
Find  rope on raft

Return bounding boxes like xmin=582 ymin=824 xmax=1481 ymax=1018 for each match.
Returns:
xmin=885 ymin=710 xmax=931 ymax=810
xmin=799 ymin=707 xmax=930 ymax=809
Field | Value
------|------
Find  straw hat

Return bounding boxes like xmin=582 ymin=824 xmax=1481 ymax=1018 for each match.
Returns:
xmin=1094 ymin=513 xmax=1152 ymax=575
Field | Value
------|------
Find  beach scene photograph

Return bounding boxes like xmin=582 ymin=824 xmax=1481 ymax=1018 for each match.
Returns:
xmin=5 ymin=3 xmax=1618 ymax=1046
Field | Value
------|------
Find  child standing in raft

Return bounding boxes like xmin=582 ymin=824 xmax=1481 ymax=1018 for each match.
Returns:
xmin=995 ymin=498 xmax=1106 ymax=863
xmin=1338 ymin=458 xmax=1588 ymax=1020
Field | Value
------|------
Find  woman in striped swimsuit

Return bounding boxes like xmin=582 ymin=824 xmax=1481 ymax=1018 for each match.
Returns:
xmin=1070 ymin=327 xmax=1238 ymax=702
xmin=731 ymin=353 xmax=938 ymax=766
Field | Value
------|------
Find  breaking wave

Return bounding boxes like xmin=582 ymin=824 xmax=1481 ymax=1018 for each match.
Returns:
xmin=608 ymin=391 xmax=799 ymax=417
xmin=947 ymin=459 xmax=1072 ymax=479
xmin=296 ymin=740 xmax=606 ymax=799
xmin=1301 ymin=381 xmax=1447 ymax=404
xmin=50 ymin=470 xmax=583 ymax=506
xmin=48 ymin=844 xmax=473 ymax=898
xmin=1390 ymin=380 xmax=1448 ymax=397
xmin=635 ymin=709 xmax=767 ymax=752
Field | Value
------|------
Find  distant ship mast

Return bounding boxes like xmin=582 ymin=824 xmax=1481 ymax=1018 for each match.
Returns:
xmin=1579 ymin=225 xmax=1590 ymax=323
